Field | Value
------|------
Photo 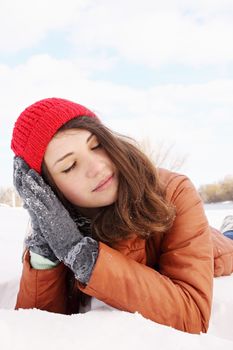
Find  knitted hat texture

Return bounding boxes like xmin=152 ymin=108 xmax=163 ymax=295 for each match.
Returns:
xmin=11 ymin=97 xmax=97 ymax=173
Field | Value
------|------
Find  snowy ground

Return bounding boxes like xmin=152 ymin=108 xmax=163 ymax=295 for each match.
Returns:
xmin=0 ymin=204 xmax=233 ymax=349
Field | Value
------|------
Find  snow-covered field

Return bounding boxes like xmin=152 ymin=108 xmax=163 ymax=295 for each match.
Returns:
xmin=0 ymin=204 xmax=233 ymax=349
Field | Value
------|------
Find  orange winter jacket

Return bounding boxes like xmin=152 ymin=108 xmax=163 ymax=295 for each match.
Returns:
xmin=15 ymin=169 xmax=233 ymax=333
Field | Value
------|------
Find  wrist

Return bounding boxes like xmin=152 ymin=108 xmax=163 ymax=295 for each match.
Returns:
xmin=29 ymin=250 xmax=60 ymax=270
xmin=64 ymin=237 xmax=99 ymax=284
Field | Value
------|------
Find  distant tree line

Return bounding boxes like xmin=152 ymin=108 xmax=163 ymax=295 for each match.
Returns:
xmin=141 ymin=139 xmax=187 ymax=172
xmin=0 ymin=187 xmax=22 ymax=207
xmin=199 ymin=176 xmax=233 ymax=203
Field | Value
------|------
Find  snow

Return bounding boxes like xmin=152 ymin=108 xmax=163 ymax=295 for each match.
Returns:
xmin=0 ymin=204 xmax=233 ymax=349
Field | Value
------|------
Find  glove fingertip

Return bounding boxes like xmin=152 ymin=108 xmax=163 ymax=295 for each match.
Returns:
xmin=28 ymin=169 xmax=42 ymax=181
xmin=27 ymin=169 xmax=52 ymax=196
xmin=22 ymin=202 xmax=29 ymax=210
xmin=14 ymin=156 xmax=30 ymax=173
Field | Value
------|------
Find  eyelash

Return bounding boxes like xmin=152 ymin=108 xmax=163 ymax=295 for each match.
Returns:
xmin=91 ymin=143 xmax=101 ymax=150
xmin=62 ymin=143 xmax=102 ymax=174
xmin=62 ymin=161 xmax=77 ymax=173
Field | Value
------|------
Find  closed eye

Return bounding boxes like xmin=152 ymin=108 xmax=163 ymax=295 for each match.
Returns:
xmin=62 ymin=161 xmax=76 ymax=173
xmin=91 ymin=143 xmax=102 ymax=150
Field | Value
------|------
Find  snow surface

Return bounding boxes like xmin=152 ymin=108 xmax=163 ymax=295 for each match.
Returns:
xmin=0 ymin=204 xmax=233 ymax=349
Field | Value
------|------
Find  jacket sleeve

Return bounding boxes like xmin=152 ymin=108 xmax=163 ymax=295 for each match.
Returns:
xmin=78 ymin=175 xmax=214 ymax=333
xmin=15 ymin=250 xmax=69 ymax=314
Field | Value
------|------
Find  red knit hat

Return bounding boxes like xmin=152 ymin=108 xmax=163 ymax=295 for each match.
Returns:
xmin=11 ymin=97 xmax=97 ymax=173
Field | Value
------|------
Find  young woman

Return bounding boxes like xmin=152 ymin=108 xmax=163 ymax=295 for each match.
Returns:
xmin=11 ymin=97 xmax=233 ymax=334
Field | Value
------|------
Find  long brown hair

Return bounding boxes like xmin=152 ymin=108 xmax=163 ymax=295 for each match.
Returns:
xmin=42 ymin=116 xmax=175 ymax=244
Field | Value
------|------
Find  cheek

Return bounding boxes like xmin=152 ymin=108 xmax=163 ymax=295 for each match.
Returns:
xmin=65 ymin=192 xmax=84 ymax=206
xmin=55 ymin=177 xmax=87 ymax=206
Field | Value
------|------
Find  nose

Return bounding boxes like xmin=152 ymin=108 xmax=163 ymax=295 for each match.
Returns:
xmin=85 ymin=154 xmax=106 ymax=178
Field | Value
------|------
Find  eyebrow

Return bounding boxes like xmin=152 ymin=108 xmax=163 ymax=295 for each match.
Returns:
xmin=54 ymin=133 xmax=94 ymax=166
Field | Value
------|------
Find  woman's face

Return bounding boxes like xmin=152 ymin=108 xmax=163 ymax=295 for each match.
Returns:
xmin=44 ymin=128 xmax=119 ymax=217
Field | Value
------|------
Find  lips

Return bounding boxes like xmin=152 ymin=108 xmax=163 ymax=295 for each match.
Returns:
xmin=93 ymin=174 xmax=113 ymax=191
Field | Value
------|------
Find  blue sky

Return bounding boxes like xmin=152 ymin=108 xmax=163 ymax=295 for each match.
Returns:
xmin=1 ymin=0 xmax=233 ymax=189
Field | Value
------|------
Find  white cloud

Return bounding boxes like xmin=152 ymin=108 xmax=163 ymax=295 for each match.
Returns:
xmin=1 ymin=1 xmax=233 ymax=67
xmin=69 ymin=0 xmax=233 ymax=67
xmin=0 ymin=0 xmax=86 ymax=52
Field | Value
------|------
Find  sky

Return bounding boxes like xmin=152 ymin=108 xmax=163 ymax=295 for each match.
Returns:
xmin=1 ymin=0 xmax=233 ymax=189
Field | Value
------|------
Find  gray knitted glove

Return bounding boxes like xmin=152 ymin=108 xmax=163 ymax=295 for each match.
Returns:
xmin=14 ymin=157 xmax=58 ymax=262
xmin=220 ymin=215 xmax=233 ymax=234
xmin=14 ymin=156 xmax=99 ymax=284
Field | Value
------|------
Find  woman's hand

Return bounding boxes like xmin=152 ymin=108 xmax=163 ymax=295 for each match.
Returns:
xmin=14 ymin=156 xmax=84 ymax=259
xmin=14 ymin=156 xmax=57 ymax=262
xmin=14 ymin=156 xmax=99 ymax=283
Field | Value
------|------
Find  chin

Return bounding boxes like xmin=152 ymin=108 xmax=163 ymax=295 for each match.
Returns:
xmin=96 ymin=197 xmax=116 ymax=207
